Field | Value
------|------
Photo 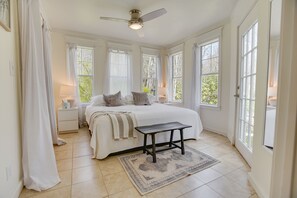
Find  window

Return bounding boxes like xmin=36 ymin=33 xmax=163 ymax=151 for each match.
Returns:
xmin=169 ymin=52 xmax=183 ymax=102
xmin=200 ymin=39 xmax=220 ymax=107
xmin=142 ymin=54 xmax=159 ymax=96
xmin=109 ymin=49 xmax=131 ymax=96
xmin=76 ymin=46 xmax=94 ymax=103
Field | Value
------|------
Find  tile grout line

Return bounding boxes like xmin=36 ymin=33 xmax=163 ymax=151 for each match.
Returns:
xmin=70 ymin=134 xmax=75 ymax=198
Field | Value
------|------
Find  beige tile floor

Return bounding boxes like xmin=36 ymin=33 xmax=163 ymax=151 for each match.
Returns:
xmin=20 ymin=128 xmax=258 ymax=198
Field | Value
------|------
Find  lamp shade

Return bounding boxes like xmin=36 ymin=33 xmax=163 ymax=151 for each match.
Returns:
xmin=60 ymin=84 xmax=75 ymax=99
xmin=268 ymin=86 xmax=277 ymax=97
xmin=158 ymin=87 xmax=166 ymax=96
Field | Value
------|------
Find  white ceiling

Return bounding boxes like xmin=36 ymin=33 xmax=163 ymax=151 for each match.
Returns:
xmin=42 ymin=0 xmax=238 ymax=46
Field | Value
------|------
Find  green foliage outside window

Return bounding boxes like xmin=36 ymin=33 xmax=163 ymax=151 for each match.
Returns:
xmin=78 ymin=75 xmax=92 ymax=103
xmin=143 ymin=86 xmax=150 ymax=93
xmin=201 ymin=75 xmax=218 ymax=105
xmin=172 ymin=52 xmax=183 ymax=102
xmin=142 ymin=54 xmax=157 ymax=96
xmin=76 ymin=47 xmax=93 ymax=103
xmin=173 ymin=78 xmax=182 ymax=101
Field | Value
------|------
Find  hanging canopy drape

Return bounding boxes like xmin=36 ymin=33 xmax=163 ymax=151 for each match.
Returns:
xmin=66 ymin=44 xmax=84 ymax=125
xmin=190 ymin=44 xmax=201 ymax=112
xmin=19 ymin=0 xmax=60 ymax=191
xmin=42 ymin=20 xmax=65 ymax=145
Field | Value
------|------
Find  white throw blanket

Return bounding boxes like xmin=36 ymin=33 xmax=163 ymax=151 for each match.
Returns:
xmin=89 ymin=111 xmax=137 ymax=139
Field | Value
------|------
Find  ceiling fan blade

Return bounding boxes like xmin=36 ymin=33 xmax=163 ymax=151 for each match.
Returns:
xmin=140 ymin=8 xmax=167 ymax=22
xmin=136 ymin=29 xmax=145 ymax=38
xmin=100 ymin=17 xmax=129 ymax=23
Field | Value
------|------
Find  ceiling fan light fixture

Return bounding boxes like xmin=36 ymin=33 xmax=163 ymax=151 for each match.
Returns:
xmin=128 ymin=21 xmax=143 ymax=30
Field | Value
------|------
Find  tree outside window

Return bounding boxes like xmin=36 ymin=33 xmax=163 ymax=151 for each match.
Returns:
xmin=76 ymin=46 xmax=94 ymax=103
xmin=171 ymin=52 xmax=183 ymax=102
xmin=200 ymin=40 xmax=220 ymax=106
xmin=142 ymin=54 xmax=158 ymax=96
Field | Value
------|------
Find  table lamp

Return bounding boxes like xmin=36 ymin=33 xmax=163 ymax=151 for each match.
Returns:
xmin=60 ymin=84 xmax=75 ymax=109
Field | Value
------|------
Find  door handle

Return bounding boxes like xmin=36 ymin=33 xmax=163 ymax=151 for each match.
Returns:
xmin=234 ymin=94 xmax=240 ymax=98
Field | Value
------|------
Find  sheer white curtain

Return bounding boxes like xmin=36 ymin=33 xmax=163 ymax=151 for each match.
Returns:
xmin=42 ymin=21 xmax=65 ymax=145
xmin=66 ymin=44 xmax=79 ymax=100
xmin=166 ymin=55 xmax=173 ymax=101
xmin=103 ymin=50 xmax=111 ymax=94
xmin=66 ymin=44 xmax=83 ymax=125
xmin=19 ymin=0 xmax=60 ymax=191
xmin=190 ymin=44 xmax=201 ymax=112
xmin=104 ymin=49 xmax=132 ymax=96
xmin=157 ymin=55 xmax=162 ymax=86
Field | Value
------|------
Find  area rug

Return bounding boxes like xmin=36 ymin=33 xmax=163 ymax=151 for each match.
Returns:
xmin=118 ymin=145 xmax=220 ymax=195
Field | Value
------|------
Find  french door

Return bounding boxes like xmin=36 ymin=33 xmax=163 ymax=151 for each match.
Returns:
xmin=235 ymin=9 xmax=258 ymax=166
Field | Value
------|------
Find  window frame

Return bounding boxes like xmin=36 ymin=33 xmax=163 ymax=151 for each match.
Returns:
xmin=169 ymin=51 xmax=184 ymax=103
xmin=141 ymin=53 xmax=159 ymax=97
xmin=108 ymin=48 xmax=131 ymax=96
xmin=199 ymin=38 xmax=221 ymax=109
xmin=76 ymin=45 xmax=94 ymax=104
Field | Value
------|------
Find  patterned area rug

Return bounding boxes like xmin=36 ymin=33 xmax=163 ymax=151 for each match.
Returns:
xmin=118 ymin=145 xmax=219 ymax=195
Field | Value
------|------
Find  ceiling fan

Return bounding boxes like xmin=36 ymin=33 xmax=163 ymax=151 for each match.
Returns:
xmin=100 ymin=8 xmax=167 ymax=30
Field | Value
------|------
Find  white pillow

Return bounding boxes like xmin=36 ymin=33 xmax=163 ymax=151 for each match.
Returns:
xmin=148 ymin=94 xmax=157 ymax=104
xmin=122 ymin=94 xmax=134 ymax=105
xmin=122 ymin=94 xmax=156 ymax=105
xmin=90 ymin=95 xmax=106 ymax=106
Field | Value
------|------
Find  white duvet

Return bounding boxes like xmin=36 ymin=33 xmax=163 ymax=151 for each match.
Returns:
xmin=85 ymin=103 xmax=203 ymax=159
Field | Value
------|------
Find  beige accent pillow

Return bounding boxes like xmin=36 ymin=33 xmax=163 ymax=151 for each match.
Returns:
xmin=132 ymin=92 xmax=151 ymax=105
xmin=103 ymin=91 xmax=123 ymax=106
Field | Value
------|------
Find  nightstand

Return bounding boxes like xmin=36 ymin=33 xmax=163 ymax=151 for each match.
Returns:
xmin=58 ymin=107 xmax=79 ymax=133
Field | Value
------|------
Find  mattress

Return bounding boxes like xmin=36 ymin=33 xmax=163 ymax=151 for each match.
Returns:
xmin=85 ymin=103 xmax=203 ymax=159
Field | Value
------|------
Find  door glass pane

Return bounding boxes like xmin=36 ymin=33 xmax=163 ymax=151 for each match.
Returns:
xmin=245 ymin=100 xmax=250 ymax=122
xmin=247 ymin=52 xmax=252 ymax=75
xmin=252 ymin=49 xmax=257 ymax=74
xmin=240 ymin=121 xmax=245 ymax=140
xmin=252 ymin=23 xmax=258 ymax=48
xmin=251 ymin=75 xmax=256 ymax=99
xmin=238 ymin=22 xmax=258 ymax=151
xmin=246 ymin=76 xmax=251 ymax=99
xmin=244 ymin=124 xmax=249 ymax=145
xmin=240 ymin=99 xmax=245 ymax=121
xmin=243 ymin=56 xmax=247 ymax=76
xmin=247 ymin=29 xmax=252 ymax=52
xmin=250 ymin=101 xmax=255 ymax=126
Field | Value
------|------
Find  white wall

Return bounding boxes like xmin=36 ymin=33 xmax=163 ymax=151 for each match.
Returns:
xmin=0 ymin=0 xmax=23 ymax=197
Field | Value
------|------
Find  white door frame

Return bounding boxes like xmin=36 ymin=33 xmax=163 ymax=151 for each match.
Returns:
xmin=270 ymin=0 xmax=297 ymax=197
xmin=235 ymin=6 xmax=259 ymax=167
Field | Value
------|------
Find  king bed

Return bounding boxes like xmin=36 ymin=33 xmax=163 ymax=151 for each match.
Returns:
xmin=85 ymin=101 xmax=203 ymax=159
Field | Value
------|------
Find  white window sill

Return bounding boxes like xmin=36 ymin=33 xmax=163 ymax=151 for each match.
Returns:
xmin=79 ymin=103 xmax=91 ymax=107
xmin=164 ymin=101 xmax=184 ymax=106
xmin=200 ymin=104 xmax=221 ymax=111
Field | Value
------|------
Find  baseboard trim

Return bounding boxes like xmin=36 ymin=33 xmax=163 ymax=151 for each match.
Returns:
xmin=13 ymin=180 xmax=23 ymax=198
xmin=203 ymin=127 xmax=227 ymax=137
xmin=248 ymin=172 xmax=268 ymax=198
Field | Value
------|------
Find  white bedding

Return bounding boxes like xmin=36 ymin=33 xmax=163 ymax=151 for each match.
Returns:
xmin=264 ymin=107 xmax=276 ymax=148
xmin=85 ymin=103 xmax=203 ymax=159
